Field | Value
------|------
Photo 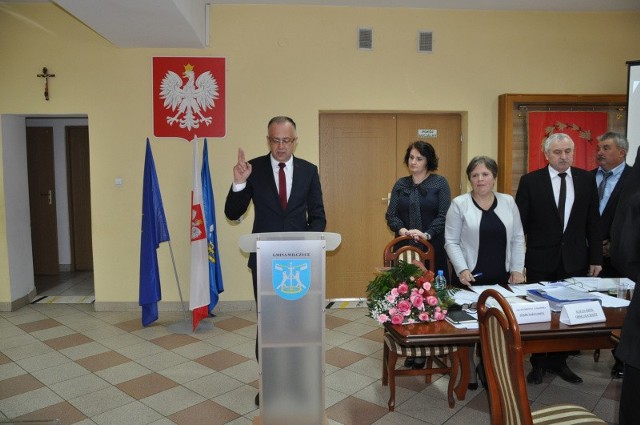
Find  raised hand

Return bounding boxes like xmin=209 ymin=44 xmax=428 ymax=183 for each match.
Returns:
xmin=233 ymin=148 xmax=252 ymax=184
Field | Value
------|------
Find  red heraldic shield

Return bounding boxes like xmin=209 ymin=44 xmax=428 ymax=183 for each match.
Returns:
xmin=153 ymin=57 xmax=226 ymax=140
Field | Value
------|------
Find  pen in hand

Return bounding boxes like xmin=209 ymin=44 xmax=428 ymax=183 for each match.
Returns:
xmin=472 ymin=273 xmax=483 ymax=278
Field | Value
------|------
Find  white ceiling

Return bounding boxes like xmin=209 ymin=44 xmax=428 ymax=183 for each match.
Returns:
xmin=18 ymin=0 xmax=640 ymax=48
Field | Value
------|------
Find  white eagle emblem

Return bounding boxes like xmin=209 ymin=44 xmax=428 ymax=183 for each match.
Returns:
xmin=159 ymin=63 xmax=219 ymax=131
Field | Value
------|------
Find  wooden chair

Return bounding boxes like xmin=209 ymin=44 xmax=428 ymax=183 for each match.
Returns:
xmin=611 ymin=329 xmax=621 ymax=344
xmin=477 ymin=289 xmax=606 ymax=425
xmin=382 ymin=235 xmax=435 ymax=269
xmin=381 ymin=235 xmax=458 ymax=411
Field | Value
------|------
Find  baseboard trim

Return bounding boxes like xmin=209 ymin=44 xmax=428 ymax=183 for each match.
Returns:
xmin=94 ymin=300 xmax=257 ymax=313
xmin=0 ymin=287 xmax=38 ymax=311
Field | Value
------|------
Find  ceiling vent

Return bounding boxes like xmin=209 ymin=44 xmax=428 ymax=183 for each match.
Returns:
xmin=418 ymin=31 xmax=433 ymax=53
xmin=358 ymin=28 xmax=373 ymax=50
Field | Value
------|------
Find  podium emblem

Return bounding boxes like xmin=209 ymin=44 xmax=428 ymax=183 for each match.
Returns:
xmin=272 ymin=259 xmax=311 ymax=300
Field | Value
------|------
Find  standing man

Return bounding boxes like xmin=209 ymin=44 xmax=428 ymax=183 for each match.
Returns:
xmin=516 ymin=133 xmax=602 ymax=385
xmin=592 ymin=132 xmax=631 ymax=278
xmin=593 ymin=132 xmax=631 ymax=379
xmin=224 ymin=116 xmax=326 ymax=405
xmin=610 ymin=146 xmax=640 ymax=425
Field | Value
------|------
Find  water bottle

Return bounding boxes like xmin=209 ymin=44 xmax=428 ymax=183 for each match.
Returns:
xmin=434 ymin=269 xmax=447 ymax=291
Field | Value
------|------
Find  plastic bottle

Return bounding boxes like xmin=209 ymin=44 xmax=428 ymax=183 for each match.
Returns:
xmin=434 ymin=269 xmax=447 ymax=291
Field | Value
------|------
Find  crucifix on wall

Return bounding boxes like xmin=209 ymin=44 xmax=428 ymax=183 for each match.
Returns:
xmin=36 ymin=67 xmax=55 ymax=101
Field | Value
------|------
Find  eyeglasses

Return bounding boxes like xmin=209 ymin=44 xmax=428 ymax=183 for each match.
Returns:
xmin=269 ymin=137 xmax=296 ymax=145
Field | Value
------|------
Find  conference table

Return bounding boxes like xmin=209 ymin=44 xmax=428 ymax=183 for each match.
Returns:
xmin=384 ymin=305 xmax=626 ymax=401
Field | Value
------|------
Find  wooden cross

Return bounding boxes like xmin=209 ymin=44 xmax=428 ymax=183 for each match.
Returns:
xmin=36 ymin=67 xmax=55 ymax=101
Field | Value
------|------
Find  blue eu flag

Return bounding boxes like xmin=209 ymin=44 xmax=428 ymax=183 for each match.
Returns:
xmin=139 ymin=139 xmax=170 ymax=326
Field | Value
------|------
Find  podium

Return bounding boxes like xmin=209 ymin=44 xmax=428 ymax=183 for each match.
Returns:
xmin=239 ymin=232 xmax=341 ymax=425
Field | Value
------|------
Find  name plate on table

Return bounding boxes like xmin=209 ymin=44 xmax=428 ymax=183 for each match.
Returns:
xmin=559 ymin=301 xmax=606 ymax=325
xmin=512 ymin=301 xmax=551 ymax=324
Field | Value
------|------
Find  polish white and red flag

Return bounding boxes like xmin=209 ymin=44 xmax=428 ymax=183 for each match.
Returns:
xmin=152 ymin=57 xmax=226 ymax=141
xmin=189 ymin=139 xmax=210 ymax=331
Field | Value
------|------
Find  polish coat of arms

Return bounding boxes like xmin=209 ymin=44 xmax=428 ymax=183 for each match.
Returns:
xmin=153 ymin=57 xmax=226 ymax=140
xmin=160 ymin=63 xmax=218 ymax=131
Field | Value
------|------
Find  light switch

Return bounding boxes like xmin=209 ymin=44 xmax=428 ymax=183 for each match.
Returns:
xmin=115 ymin=178 xmax=123 ymax=187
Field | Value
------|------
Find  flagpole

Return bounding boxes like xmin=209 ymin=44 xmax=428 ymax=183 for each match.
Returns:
xmin=169 ymin=134 xmax=212 ymax=334
xmin=167 ymin=240 xmax=188 ymax=323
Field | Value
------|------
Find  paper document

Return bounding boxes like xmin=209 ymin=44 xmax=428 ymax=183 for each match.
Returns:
xmin=564 ymin=277 xmax=618 ymax=292
xmin=485 ymin=296 xmax=532 ymax=311
xmin=515 ymin=283 xmax=548 ymax=291
xmin=507 ymin=285 xmax=528 ymax=296
xmin=447 ymin=321 xmax=479 ymax=330
xmin=588 ymin=292 xmax=631 ymax=308
xmin=469 ymin=285 xmax=517 ymax=298
xmin=450 ymin=289 xmax=479 ymax=306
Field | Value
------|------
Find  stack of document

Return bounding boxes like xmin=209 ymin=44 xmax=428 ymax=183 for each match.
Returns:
xmin=526 ymin=287 xmax=602 ymax=312
xmin=563 ymin=277 xmax=624 ymax=292
xmin=527 ymin=286 xmax=601 ymax=303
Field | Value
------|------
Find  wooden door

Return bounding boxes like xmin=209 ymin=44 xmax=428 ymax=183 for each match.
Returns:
xmin=320 ymin=114 xmax=397 ymax=299
xmin=320 ymin=113 xmax=462 ymax=299
xmin=27 ymin=127 xmax=59 ymax=275
xmin=66 ymin=126 xmax=93 ymax=271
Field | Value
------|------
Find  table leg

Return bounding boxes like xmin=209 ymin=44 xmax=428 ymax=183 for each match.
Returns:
xmin=455 ymin=345 xmax=470 ymax=400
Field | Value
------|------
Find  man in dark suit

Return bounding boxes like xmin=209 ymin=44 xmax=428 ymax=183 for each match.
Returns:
xmin=592 ymin=132 xmax=632 ymax=278
xmin=516 ymin=133 xmax=602 ymax=385
xmin=610 ymin=146 xmax=640 ymax=425
xmin=593 ymin=132 xmax=631 ymax=379
xmin=224 ymin=116 xmax=326 ymax=405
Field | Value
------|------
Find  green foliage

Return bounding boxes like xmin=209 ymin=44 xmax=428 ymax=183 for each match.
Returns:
xmin=366 ymin=261 xmax=423 ymax=302
xmin=366 ymin=261 xmax=459 ymax=314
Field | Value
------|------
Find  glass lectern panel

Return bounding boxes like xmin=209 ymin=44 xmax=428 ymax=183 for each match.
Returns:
xmin=257 ymin=238 xmax=326 ymax=425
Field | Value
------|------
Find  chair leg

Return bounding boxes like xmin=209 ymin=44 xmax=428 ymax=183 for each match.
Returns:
xmin=382 ymin=343 xmax=389 ymax=386
xmin=425 ymin=356 xmax=433 ymax=383
xmin=454 ymin=347 xmax=468 ymax=401
xmin=447 ymin=352 xmax=459 ymax=408
xmin=388 ymin=351 xmax=398 ymax=411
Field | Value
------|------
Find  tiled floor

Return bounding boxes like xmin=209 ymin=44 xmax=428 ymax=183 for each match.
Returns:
xmin=0 ymin=276 xmax=622 ymax=424
xmin=33 ymin=272 xmax=95 ymax=299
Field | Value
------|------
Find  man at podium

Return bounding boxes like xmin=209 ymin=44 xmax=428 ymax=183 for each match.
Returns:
xmin=224 ymin=116 xmax=327 ymax=405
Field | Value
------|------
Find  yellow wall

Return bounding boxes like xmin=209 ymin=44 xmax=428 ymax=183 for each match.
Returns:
xmin=1 ymin=4 xmax=639 ymax=305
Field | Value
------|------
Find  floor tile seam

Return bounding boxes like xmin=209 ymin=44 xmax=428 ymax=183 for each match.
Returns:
xmin=86 ymin=397 xmax=168 ymax=423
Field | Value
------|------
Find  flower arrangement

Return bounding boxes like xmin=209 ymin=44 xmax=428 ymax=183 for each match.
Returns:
xmin=367 ymin=260 xmax=453 ymax=325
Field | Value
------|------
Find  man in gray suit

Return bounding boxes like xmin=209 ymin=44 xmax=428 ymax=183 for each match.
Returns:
xmin=516 ymin=133 xmax=602 ymax=385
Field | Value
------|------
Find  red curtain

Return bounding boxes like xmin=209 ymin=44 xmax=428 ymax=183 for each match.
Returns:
xmin=527 ymin=112 xmax=608 ymax=171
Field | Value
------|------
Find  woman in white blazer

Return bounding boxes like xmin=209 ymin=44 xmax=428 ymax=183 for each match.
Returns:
xmin=445 ymin=156 xmax=525 ymax=287
xmin=444 ymin=156 xmax=525 ymax=390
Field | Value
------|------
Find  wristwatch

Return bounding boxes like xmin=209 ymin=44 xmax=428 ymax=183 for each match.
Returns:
xmin=424 ymin=232 xmax=431 ymax=240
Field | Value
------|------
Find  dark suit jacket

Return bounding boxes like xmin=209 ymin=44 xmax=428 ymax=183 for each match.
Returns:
xmin=591 ymin=164 xmax=632 ymax=241
xmin=515 ymin=166 xmax=602 ymax=277
xmin=224 ymin=154 xmax=327 ymax=269
xmin=610 ymin=147 xmax=640 ymax=369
